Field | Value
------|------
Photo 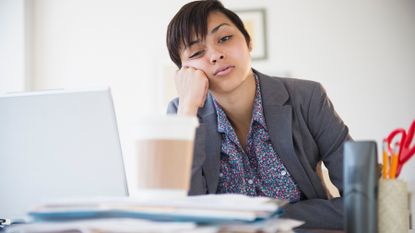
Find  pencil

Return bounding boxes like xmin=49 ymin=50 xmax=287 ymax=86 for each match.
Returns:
xmin=389 ymin=142 xmax=400 ymax=179
xmin=382 ymin=140 xmax=389 ymax=179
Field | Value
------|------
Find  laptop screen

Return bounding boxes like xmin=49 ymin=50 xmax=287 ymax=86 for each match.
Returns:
xmin=0 ymin=88 xmax=128 ymax=220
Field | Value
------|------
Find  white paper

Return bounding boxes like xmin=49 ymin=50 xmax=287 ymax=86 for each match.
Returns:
xmin=5 ymin=218 xmax=198 ymax=233
xmin=30 ymin=194 xmax=285 ymax=222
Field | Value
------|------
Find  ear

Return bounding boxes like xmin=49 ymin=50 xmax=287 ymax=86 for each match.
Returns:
xmin=248 ymin=41 xmax=253 ymax=52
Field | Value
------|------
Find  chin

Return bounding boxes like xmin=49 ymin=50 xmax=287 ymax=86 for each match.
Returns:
xmin=216 ymin=80 xmax=245 ymax=94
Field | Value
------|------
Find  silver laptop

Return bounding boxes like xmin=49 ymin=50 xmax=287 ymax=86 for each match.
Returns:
xmin=0 ymin=88 xmax=128 ymax=221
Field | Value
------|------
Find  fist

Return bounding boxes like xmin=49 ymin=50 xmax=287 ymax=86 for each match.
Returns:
xmin=175 ymin=67 xmax=209 ymax=116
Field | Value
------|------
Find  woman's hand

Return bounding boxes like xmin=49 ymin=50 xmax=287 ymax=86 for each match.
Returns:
xmin=175 ymin=67 xmax=209 ymax=116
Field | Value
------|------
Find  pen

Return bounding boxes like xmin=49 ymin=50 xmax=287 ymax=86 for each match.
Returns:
xmin=0 ymin=218 xmax=11 ymax=228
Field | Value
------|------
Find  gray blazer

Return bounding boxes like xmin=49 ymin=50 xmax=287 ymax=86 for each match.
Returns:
xmin=167 ymin=69 xmax=351 ymax=229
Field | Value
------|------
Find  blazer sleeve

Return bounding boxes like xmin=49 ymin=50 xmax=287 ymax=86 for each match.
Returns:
xmin=307 ymin=82 xmax=351 ymax=194
xmin=282 ymin=82 xmax=352 ymax=229
xmin=166 ymin=99 xmax=208 ymax=195
xmin=166 ymin=98 xmax=179 ymax=114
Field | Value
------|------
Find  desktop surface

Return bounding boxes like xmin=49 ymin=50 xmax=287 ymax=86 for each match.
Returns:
xmin=295 ymin=229 xmax=344 ymax=233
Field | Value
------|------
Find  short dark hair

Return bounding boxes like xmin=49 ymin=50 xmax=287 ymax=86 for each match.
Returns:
xmin=166 ymin=0 xmax=251 ymax=68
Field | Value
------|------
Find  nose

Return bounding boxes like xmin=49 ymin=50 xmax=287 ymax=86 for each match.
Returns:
xmin=209 ymin=49 xmax=224 ymax=64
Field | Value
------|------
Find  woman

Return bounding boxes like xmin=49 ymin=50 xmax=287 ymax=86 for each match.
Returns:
xmin=166 ymin=0 xmax=351 ymax=229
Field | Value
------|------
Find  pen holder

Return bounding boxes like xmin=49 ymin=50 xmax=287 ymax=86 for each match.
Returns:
xmin=378 ymin=179 xmax=409 ymax=233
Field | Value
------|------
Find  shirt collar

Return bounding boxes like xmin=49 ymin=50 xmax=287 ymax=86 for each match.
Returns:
xmin=213 ymin=97 xmax=230 ymax=134
xmin=251 ymin=74 xmax=266 ymax=128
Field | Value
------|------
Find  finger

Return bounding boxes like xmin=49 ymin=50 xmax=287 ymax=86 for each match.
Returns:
xmin=200 ymin=81 xmax=209 ymax=108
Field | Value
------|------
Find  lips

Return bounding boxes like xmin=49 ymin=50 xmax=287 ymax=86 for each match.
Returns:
xmin=214 ymin=65 xmax=235 ymax=76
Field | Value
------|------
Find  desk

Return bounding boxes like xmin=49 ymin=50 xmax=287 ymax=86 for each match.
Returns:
xmin=1 ymin=225 xmax=345 ymax=233
xmin=295 ymin=229 xmax=343 ymax=233
xmin=296 ymin=228 xmax=415 ymax=233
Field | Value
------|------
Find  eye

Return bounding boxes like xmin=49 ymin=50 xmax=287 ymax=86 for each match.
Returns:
xmin=189 ymin=50 xmax=204 ymax=59
xmin=219 ymin=35 xmax=233 ymax=43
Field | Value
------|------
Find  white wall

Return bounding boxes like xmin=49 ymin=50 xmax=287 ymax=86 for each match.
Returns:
xmin=0 ymin=0 xmax=31 ymax=92
xmin=1 ymin=0 xmax=414 ymax=217
xmin=29 ymin=0 xmax=192 ymax=195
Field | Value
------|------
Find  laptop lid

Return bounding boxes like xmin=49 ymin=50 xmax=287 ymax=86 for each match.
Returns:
xmin=0 ymin=88 xmax=128 ymax=220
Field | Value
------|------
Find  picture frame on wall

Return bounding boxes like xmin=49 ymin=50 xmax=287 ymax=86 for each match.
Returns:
xmin=235 ymin=8 xmax=267 ymax=60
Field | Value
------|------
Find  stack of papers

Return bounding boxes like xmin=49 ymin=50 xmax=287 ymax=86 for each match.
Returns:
xmin=5 ymin=194 xmax=305 ymax=233
xmin=5 ymin=218 xmax=304 ymax=233
xmin=28 ymin=194 xmax=287 ymax=224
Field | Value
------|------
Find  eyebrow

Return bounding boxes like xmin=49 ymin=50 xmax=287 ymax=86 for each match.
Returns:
xmin=188 ymin=23 xmax=230 ymax=48
xmin=210 ymin=23 xmax=229 ymax=34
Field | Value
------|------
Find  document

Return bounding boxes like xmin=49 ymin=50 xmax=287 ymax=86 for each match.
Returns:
xmin=5 ymin=218 xmax=200 ymax=233
xmin=28 ymin=194 xmax=287 ymax=223
xmin=5 ymin=218 xmax=304 ymax=233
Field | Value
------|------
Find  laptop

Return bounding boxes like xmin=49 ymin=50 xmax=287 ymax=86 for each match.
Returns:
xmin=0 ymin=88 xmax=128 ymax=221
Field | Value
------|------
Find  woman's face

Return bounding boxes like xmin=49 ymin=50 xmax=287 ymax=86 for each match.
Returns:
xmin=179 ymin=11 xmax=253 ymax=95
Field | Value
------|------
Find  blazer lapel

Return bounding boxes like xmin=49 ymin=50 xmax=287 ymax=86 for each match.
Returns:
xmin=198 ymin=94 xmax=222 ymax=194
xmin=257 ymin=70 xmax=317 ymax=198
